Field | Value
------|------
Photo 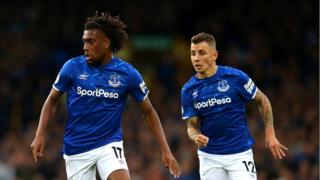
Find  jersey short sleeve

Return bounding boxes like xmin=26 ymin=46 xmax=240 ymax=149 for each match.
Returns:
xmin=235 ymin=70 xmax=258 ymax=101
xmin=53 ymin=60 xmax=73 ymax=93
xmin=181 ymin=88 xmax=198 ymax=120
xmin=128 ymin=68 xmax=149 ymax=102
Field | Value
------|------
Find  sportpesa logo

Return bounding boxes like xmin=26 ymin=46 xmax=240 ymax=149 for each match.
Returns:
xmin=77 ymin=86 xmax=119 ymax=98
xmin=194 ymin=97 xmax=232 ymax=110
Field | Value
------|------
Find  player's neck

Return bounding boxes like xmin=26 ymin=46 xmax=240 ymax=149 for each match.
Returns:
xmin=197 ymin=64 xmax=218 ymax=79
xmin=101 ymin=53 xmax=113 ymax=65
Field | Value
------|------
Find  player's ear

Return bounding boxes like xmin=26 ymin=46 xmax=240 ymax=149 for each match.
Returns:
xmin=212 ymin=50 xmax=218 ymax=60
xmin=104 ymin=38 xmax=110 ymax=49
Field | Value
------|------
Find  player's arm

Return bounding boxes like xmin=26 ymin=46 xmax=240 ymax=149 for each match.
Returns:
xmin=30 ymin=88 xmax=62 ymax=162
xmin=253 ymin=89 xmax=288 ymax=159
xmin=138 ymin=97 xmax=180 ymax=177
xmin=186 ymin=116 xmax=209 ymax=148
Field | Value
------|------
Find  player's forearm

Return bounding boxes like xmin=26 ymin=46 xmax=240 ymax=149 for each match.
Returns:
xmin=35 ymin=96 xmax=58 ymax=137
xmin=187 ymin=127 xmax=201 ymax=142
xmin=144 ymin=109 xmax=171 ymax=153
xmin=186 ymin=117 xmax=202 ymax=143
xmin=257 ymin=95 xmax=275 ymax=136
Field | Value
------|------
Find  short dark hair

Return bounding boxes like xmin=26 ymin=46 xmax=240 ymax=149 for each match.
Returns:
xmin=85 ymin=11 xmax=128 ymax=53
xmin=191 ymin=32 xmax=216 ymax=49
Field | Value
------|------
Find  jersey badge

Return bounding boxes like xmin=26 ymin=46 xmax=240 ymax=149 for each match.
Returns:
xmin=244 ymin=78 xmax=254 ymax=94
xmin=108 ymin=74 xmax=121 ymax=87
xmin=139 ymin=81 xmax=148 ymax=94
xmin=217 ymin=80 xmax=230 ymax=92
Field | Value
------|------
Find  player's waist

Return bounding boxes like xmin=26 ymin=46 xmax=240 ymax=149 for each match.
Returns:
xmin=198 ymin=148 xmax=253 ymax=157
xmin=199 ymin=142 xmax=253 ymax=155
xmin=63 ymin=134 xmax=123 ymax=155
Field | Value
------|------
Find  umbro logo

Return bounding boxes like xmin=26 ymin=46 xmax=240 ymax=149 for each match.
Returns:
xmin=79 ymin=73 xmax=88 ymax=80
xmin=192 ymin=91 xmax=198 ymax=98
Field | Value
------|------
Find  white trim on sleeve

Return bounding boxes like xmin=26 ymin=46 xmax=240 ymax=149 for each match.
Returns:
xmin=251 ymin=87 xmax=258 ymax=99
xmin=52 ymin=85 xmax=62 ymax=92
xmin=182 ymin=116 xmax=190 ymax=120
xmin=142 ymin=91 xmax=150 ymax=100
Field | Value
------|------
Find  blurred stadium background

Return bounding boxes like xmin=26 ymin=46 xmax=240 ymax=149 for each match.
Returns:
xmin=0 ymin=0 xmax=318 ymax=179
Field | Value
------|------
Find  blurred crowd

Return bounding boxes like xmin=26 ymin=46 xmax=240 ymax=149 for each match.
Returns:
xmin=0 ymin=0 xmax=318 ymax=179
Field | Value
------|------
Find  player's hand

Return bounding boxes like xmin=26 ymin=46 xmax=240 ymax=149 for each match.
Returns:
xmin=162 ymin=151 xmax=181 ymax=178
xmin=265 ymin=134 xmax=288 ymax=159
xmin=30 ymin=135 xmax=45 ymax=162
xmin=194 ymin=134 xmax=209 ymax=148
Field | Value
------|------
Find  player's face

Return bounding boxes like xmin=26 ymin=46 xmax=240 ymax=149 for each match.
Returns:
xmin=82 ymin=29 xmax=109 ymax=65
xmin=190 ymin=42 xmax=218 ymax=74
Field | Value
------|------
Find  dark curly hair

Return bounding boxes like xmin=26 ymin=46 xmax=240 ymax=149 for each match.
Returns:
xmin=85 ymin=11 xmax=128 ymax=53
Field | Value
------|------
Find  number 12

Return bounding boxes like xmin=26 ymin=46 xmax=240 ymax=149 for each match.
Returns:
xmin=242 ymin=160 xmax=255 ymax=173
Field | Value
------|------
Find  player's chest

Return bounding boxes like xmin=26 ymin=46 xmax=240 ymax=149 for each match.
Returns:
xmin=72 ymin=69 xmax=128 ymax=94
xmin=191 ymin=79 xmax=239 ymax=110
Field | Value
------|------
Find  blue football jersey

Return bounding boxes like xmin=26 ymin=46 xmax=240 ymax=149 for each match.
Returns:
xmin=53 ymin=55 xmax=149 ymax=155
xmin=181 ymin=66 xmax=258 ymax=154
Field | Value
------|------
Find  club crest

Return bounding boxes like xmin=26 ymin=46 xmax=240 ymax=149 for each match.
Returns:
xmin=217 ymin=80 xmax=230 ymax=92
xmin=108 ymin=74 xmax=121 ymax=87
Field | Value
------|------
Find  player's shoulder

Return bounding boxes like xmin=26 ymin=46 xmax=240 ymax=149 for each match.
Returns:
xmin=63 ymin=55 xmax=86 ymax=66
xmin=58 ymin=56 xmax=86 ymax=72
xmin=112 ymin=57 xmax=140 ymax=74
xmin=219 ymin=65 xmax=247 ymax=77
xmin=181 ymin=75 xmax=198 ymax=93
xmin=112 ymin=56 xmax=132 ymax=67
